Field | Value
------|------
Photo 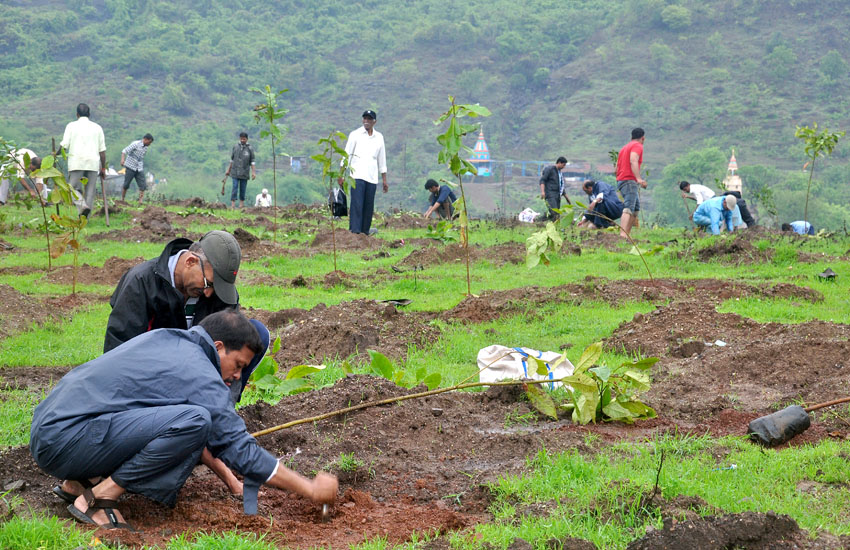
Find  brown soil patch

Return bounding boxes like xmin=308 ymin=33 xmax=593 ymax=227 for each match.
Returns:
xmin=607 ymin=301 xmax=850 ymax=429
xmin=42 ymin=256 xmax=143 ymax=287
xmin=376 ymin=211 xmax=431 ymax=230
xmin=397 ymin=242 xmax=525 ymax=269
xmin=0 ymin=285 xmax=77 ymax=341
xmin=628 ymin=511 xmax=849 ymax=550
xmin=249 ymin=299 xmax=439 ymax=368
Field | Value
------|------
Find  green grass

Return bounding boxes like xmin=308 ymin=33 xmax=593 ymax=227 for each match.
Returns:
xmin=3 ymin=202 xmax=850 ymax=548
xmin=481 ymin=435 xmax=850 ymax=549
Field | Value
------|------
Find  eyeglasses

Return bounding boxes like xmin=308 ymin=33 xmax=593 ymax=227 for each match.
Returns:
xmin=195 ymin=255 xmax=213 ymax=291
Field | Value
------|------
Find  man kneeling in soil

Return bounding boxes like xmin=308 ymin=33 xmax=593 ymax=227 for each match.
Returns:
xmin=31 ymin=310 xmax=337 ymax=531
xmin=577 ymin=180 xmax=624 ymax=229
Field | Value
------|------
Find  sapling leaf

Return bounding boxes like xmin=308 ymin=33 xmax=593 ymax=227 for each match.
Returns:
xmin=368 ymin=349 xmax=395 ymax=380
xmin=529 ymin=356 xmax=549 ymax=377
xmin=423 ymin=373 xmax=441 ymax=390
xmin=621 ymin=400 xmax=657 ymax=419
xmin=250 ymin=356 xmax=278 ymax=381
xmin=602 ymin=400 xmax=636 ymax=423
xmin=589 ymin=365 xmax=612 ymax=383
xmin=600 ymin=386 xmax=612 ymax=407
xmin=286 ymin=364 xmax=325 ymax=380
xmin=574 ymin=392 xmax=599 ymax=424
xmin=576 ymin=342 xmax=603 ymax=374
xmin=271 ymin=336 xmax=282 ymax=354
xmin=622 ymin=370 xmax=651 ymax=391
xmin=560 ymin=374 xmax=597 ymax=395
xmin=525 ymin=383 xmax=558 ymax=420
xmin=415 ymin=367 xmax=427 ymax=382
xmin=275 ymin=378 xmax=314 ymax=395
xmin=339 ymin=360 xmax=353 ymax=375
xmin=623 ymin=357 xmax=659 ymax=370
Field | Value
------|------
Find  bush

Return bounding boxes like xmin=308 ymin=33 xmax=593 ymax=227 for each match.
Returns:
xmin=660 ymin=5 xmax=692 ymax=30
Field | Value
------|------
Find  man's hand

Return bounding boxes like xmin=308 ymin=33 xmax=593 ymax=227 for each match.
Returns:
xmin=311 ymin=472 xmax=338 ymax=504
xmin=638 ymin=178 xmax=647 ymax=189
xmin=382 ymin=181 xmax=389 ymax=193
xmin=251 ymin=172 xmax=256 ymax=180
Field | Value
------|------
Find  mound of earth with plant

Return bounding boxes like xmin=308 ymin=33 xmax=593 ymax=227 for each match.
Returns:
xmin=249 ymin=299 xmax=439 ymax=368
xmin=377 ymin=211 xmax=432 ymax=229
xmin=607 ymin=300 xmax=850 ymax=432
xmin=398 ymin=242 xmax=525 ymax=268
xmin=310 ymin=230 xmax=385 ymax=251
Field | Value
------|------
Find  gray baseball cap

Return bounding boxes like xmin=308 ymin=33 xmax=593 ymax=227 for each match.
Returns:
xmin=198 ymin=230 xmax=241 ymax=304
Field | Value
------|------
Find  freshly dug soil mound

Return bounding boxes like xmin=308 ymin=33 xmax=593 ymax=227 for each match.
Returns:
xmin=627 ymin=511 xmax=849 ymax=550
xmin=607 ymin=301 xmax=850 ymax=428
xmin=310 ymin=230 xmax=384 ymax=251
xmin=43 ymin=256 xmax=143 ymax=287
xmin=261 ymin=299 xmax=439 ymax=368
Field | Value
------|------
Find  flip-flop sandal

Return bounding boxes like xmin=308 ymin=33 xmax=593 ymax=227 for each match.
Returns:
xmin=52 ymin=478 xmax=95 ymax=504
xmin=66 ymin=489 xmax=136 ymax=532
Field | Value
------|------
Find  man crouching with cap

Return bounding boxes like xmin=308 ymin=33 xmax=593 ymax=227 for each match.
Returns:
xmin=102 ymin=230 xmax=270 ymax=496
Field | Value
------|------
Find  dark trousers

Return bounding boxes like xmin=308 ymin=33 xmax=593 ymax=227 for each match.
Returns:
xmin=231 ymin=178 xmax=248 ymax=201
xmin=545 ymin=191 xmax=561 ymax=220
xmin=33 ymin=405 xmax=211 ymax=507
xmin=724 ymin=191 xmax=755 ymax=226
xmin=349 ymin=179 xmax=377 ymax=234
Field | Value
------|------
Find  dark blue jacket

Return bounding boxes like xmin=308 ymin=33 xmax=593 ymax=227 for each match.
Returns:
xmin=584 ymin=181 xmax=624 ymax=228
xmin=31 ymin=326 xmax=278 ymax=485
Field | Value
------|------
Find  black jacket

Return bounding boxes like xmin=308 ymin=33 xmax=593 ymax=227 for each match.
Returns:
xmin=540 ymin=165 xmax=562 ymax=195
xmin=104 ymin=238 xmax=237 ymax=352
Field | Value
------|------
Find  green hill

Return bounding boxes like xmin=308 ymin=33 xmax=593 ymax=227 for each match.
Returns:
xmin=2 ymin=0 xmax=850 ymax=227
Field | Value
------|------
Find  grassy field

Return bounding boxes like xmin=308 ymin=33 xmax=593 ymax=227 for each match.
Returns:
xmin=1 ymin=200 xmax=849 ymax=549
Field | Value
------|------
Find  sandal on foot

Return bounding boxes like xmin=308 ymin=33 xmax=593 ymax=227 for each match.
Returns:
xmin=52 ymin=478 xmax=94 ymax=504
xmin=67 ymin=489 xmax=135 ymax=531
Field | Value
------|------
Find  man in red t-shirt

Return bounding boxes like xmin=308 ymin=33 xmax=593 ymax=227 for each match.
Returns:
xmin=615 ymin=128 xmax=646 ymax=238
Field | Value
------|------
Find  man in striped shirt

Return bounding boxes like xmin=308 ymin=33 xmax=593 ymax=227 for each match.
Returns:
xmin=121 ymin=133 xmax=154 ymax=203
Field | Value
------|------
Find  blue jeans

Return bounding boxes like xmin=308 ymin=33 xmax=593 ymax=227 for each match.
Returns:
xmin=348 ymin=179 xmax=377 ymax=234
xmin=617 ymin=180 xmax=640 ymax=214
xmin=231 ymin=178 xmax=248 ymax=202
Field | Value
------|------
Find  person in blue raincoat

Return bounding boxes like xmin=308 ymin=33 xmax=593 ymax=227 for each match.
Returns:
xmin=30 ymin=310 xmax=337 ymax=531
xmin=693 ymin=194 xmax=737 ymax=235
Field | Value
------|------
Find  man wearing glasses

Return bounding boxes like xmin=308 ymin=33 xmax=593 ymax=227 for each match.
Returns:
xmin=103 ymin=230 xmax=269 ymax=497
xmin=104 ymin=230 xmax=267 ymax=404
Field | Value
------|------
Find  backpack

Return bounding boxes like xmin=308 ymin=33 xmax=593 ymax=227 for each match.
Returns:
xmin=328 ymin=187 xmax=348 ymax=217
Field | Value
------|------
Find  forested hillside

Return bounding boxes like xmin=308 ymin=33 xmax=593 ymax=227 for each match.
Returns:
xmin=3 ymin=0 xmax=850 ymax=227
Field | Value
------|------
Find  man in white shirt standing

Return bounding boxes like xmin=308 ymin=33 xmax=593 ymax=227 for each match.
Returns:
xmin=679 ymin=180 xmax=715 ymax=206
xmin=58 ymin=103 xmax=106 ymax=217
xmin=338 ymin=110 xmax=388 ymax=235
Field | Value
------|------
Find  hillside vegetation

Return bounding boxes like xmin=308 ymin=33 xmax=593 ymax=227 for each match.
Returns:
xmin=2 ymin=0 xmax=850 ymax=226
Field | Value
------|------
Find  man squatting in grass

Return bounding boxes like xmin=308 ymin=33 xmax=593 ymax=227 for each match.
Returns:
xmin=104 ymin=229 xmax=270 ymax=495
xmin=423 ymin=178 xmax=457 ymax=219
xmin=0 ymin=148 xmax=46 ymax=205
xmin=693 ymin=194 xmax=737 ymax=235
xmin=577 ymin=179 xmax=624 ymax=229
xmin=339 ymin=110 xmax=388 ymax=235
xmin=31 ymin=310 xmax=338 ymax=531
xmin=615 ymin=127 xmax=646 ymax=238
xmin=539 ymin=156 xmax=569 ymax=221
xmin=782 ymin=220 xmax=815 ymax=235
xmin=58 ymin=103 xmax=106 ymax=218
xmin=225 ymin=132 xmax=256 ymax=209
xmin=120 ymin=133 xmax=154 ymax=203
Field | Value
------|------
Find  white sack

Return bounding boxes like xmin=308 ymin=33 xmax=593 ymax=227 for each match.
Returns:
xmin=477 ymin=345 xmax=574 ymax=389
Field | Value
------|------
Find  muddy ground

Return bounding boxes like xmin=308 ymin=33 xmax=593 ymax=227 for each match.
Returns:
xmin=1 ymin=208 xmax=849 ymax=549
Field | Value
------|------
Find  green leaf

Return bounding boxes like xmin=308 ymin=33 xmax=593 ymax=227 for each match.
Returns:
xmin=560 ymin=374 xmax=598 ymax=395
xmin=422 ymin=373 xmax=441 ymax=390
xmin=602 ymin=400 xmax=636 ymax=422
xmin=589 ymin=365 xmax=612 ymax=383
xmin=576 ymin=342 xmax=603 ymax=374
xmin=41 ymin=155 xmax=54 ymax=170
xmin=250 ymin=356 xmax=278 ymax=381
xmin=621 ymin=400 xmax=657 ymax=419
xmin=339 ymin=360 xmax=353 ymax=375
xmin=529 ymin=356 xmax=549 ymax=377
xmin=622 ymin=370 xmax=651 ymax=391
xmin=275 ymin=378 xmax=314 ymax=395
xmin=574 ymin=391 xmax=600 ymax=424
xmin=285 ymin=364 xmax=325 ymax=380
xmin=368 ymin=349 xmax=394 ymax=380
xmin=623 ymin=357 xmax=659 ymax=370
xmin=525 ymin=383 xmax=558 ymax=420
xmin=271 ymin=336 xmax=281 ymax=354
